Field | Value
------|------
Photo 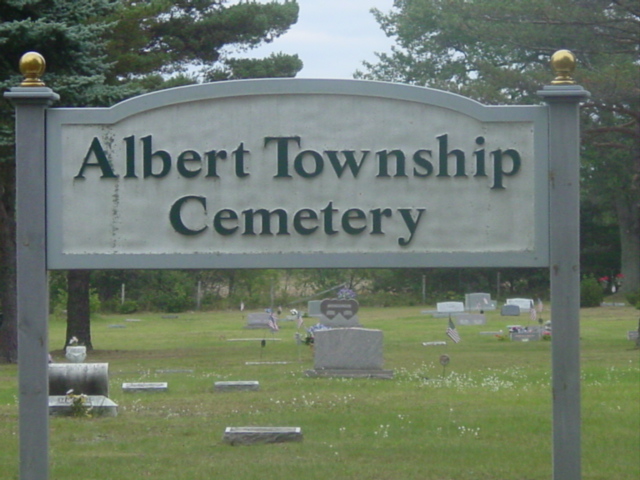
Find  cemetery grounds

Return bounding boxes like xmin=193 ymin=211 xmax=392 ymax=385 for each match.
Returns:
xmin=0 ymin=305 xmax=637 ymax=480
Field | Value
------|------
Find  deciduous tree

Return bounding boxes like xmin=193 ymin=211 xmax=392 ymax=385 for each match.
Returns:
xmin=359 ymin=0 xmax=639 ymax=292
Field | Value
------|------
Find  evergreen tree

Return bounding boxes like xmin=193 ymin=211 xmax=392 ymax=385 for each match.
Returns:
xmin=358 ymin=0 xmax=639 ymax=293
xmin=0 ymin=0 xmax=300 ymax=362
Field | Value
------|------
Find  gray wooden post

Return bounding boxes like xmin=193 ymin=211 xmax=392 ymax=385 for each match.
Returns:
xmin=538 ymin=51 xmax=590 ymax=480
xmin=5 ymin=53 xmax=59 ymax=480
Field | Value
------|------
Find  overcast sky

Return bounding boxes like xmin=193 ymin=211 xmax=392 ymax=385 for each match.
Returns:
xmin=230 ymin=0 xmax=396 ymax=79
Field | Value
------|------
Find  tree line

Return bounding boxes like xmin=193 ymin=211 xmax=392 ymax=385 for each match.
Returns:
xmin=1 ymin=0 xmax=638 ymax=362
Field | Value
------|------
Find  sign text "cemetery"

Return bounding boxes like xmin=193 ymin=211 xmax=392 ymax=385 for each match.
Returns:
xmin=75 ymin=133 xmax=522 ymax=246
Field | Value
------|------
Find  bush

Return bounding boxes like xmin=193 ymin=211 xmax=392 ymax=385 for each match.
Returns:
xmin=118 ymin=300 xmax=138 ymax=314
xmin=580 ymin=276 xmax=603 ymax=307
xmin=625 ymin=289 xmax=640 ymax=309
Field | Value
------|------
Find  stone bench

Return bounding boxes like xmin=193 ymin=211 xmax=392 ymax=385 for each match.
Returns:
xmin=222 ymin=427 xmax=302 ymax=445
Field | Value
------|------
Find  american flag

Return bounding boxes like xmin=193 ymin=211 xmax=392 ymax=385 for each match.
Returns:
xmin=446 ymin=317 xmax=461 ymax=343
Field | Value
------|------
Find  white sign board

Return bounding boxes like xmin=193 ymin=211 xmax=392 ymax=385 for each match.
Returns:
xmin=46 ymin=79 xmax=548 ymax=269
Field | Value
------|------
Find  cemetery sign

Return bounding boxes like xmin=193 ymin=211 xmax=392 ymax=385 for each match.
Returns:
xmin=46 ymin=79 xmax=549 ymax=269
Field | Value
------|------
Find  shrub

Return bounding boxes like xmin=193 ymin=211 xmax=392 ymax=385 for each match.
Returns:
xmin=118 ymin=300 xmax=138 ymax=314
xmin=625 ymin=289 xmax=640 ymax=309
xmin=580 ymin=276 xmax=603 ymax=307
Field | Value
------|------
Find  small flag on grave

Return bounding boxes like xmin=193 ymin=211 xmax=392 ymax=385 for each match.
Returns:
xmin=268 ymin=313 xmax=279 ymax=332
xmin=446 ymin=316 xmax=461 ymax=344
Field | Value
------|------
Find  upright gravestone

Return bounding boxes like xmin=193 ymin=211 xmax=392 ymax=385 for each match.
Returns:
xmin=506 ymin=298 xmax=534 ymax=312
xmin=465 ymin=293 xmax=496 ymax=311
xmin=433 ymin=301 xmax=465 ymax=318
xmin=49 ymin=363 xmax=110 ymax=397
xmin=306 ymin=328 xmax=393 ymax=379
xmin=501 ymin=304 xmax=521 ymax=316
xmin=245 ymin=312 xmax=272 ymax=329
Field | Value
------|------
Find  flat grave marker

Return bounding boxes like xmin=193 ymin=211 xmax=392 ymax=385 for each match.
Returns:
xmin=214 ymin=381 xmax=260 ymax=392
xmin=122 ymin=382 xmax=168 ymax=393
xmin=455 ymin=314 xmax=487 ymax=326
xmin=222 ymin=427 xmax=303 ymax=446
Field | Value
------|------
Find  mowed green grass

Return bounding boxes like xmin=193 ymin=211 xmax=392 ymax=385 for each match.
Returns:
xmin=0 ymin=305 xmax=638 ymax=480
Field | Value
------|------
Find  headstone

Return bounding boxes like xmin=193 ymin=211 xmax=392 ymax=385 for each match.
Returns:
xmin=627 ymin=330 xmax=639 ymax=341
xmin=307 ymin=300 xmax=322 ymax=317
xmin=506 ymin=298 xmax=534 ymax=312
xmin=318 ymin=298 xmax=360 ymax=327
xmin=49 ymin=363 xmax=109 ymax=397
xmin=306 ymin=328 xmax=393 ymax=378
xmin=422 ymin=341 xmax=447 ymax=346
xmin=501 ymin=304 xmax=521 ymax=316
xmin=454 ymin=314 xmax=487 ymax=326
xmin=122 ymin=382 xmax=168 ymax=393
xmin=155 ymin=368 xmax=194 ymax=374
xmin=226 ymin=338 xmax=281 ymax=342
xmin=214 ymin=381 xmax=260 ymax=392
xmin=222 ymin=427 xmax=302 ymax=445
xmin=465 ymin=293 xmax=496 ymax=311
xmin=510 ymin=331 xmax=541 ymax=342
xmin=245 ymin=312 xmax=272 ymax=329
xmin=49 ymin=395 xmax=118 ymax=417
xmin=245 ymin=361 xmax=292 ymax=365
xmin=65 ymin=345 xmax=86 ymax=363
xmin=108 ymin=324 xmax=126 ymax=328
xmin=436 ymin=301 xmax=465 ymax=313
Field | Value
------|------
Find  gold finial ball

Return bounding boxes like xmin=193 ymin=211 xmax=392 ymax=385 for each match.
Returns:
xmin=19 ymin=51 xmax=46 ymax=87
xmin=550 ymin=49 xmax=577 ymax=85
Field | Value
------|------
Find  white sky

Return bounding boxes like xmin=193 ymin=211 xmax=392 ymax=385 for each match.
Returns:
xmin=230 ymin=0 xmax=396 ymax=79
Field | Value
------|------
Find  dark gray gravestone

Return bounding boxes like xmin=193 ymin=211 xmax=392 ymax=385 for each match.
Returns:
xmin=501 ymin=304 xmax=521 ymax=316
xmin=49 ymin=363 xmax=109 ymax=396
xmin=222 ymin=427 xmax=302 ymax=445
xmin=245 ymin=312 xmax=272 ymax=329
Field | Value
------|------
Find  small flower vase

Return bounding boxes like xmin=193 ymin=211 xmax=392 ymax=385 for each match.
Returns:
xmin=65 ymin=345 xmax=86 ymax=363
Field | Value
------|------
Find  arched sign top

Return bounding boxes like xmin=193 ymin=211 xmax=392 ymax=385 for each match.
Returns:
xmin=46 ymin=78 xmax=549 ymax=270
xmin=54 ymin=78 xmax=538 ymax=124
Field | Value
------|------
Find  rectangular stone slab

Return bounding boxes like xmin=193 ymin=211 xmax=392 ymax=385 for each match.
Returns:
xmin=122 ymin=382 xmax=168 ymax=392
xmin=48 ymin=395 xmax=118 ymax=417
xmin=222 ymin=427 xmax=302 ymax=445
xmin=214 ymin=381 xmax=259 ymax=392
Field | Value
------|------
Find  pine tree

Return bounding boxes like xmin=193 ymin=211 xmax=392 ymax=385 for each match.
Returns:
xmin=0 ymin=0 xmax=301 ymax=362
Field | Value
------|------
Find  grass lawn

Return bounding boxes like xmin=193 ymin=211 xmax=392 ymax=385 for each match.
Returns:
xmin=0 ymin=304 xmax=638 ymax=480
